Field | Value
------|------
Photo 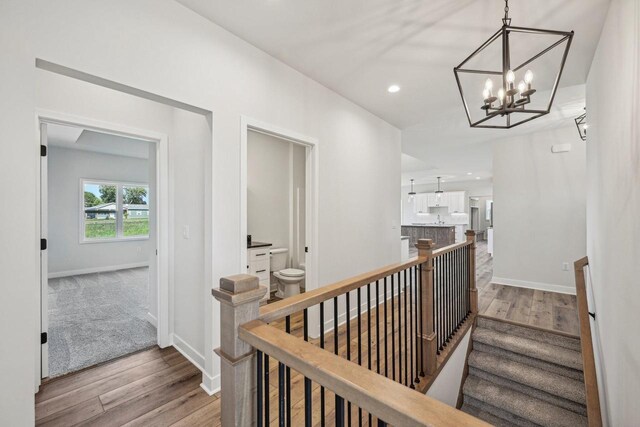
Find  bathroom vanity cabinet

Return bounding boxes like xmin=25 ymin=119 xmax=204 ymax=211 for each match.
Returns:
xmin=247 ymin=242 xmax=271 ymax=301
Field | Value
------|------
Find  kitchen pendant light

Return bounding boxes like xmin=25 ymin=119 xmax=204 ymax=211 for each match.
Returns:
xmin=408 ymin=179 xmax=416 ymax=203
xmin=575 ymin=108 xmax=587 ymax=141
xmin=435 ymin=177 xmax=444 ymax=194
xmin=453 ymin=0 xmax=574 ymax=129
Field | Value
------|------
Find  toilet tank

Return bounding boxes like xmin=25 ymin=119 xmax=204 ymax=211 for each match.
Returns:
xmin=270 ymin=247 xmax=288 ymax=272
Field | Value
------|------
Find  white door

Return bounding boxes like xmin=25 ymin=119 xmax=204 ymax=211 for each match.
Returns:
xmin=40 ymin=122 xmax=49 ymax=379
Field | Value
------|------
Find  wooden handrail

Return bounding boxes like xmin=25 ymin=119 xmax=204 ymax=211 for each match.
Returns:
xmin=574 ymin=256 xmax=602 ymax=427
xmin=258 ymin=256 xmax=426 ymax=323
xmin=432 ymin=240 xmax=471 ymax=257
xmin=240 ymin=319 xmax=490 ymax=427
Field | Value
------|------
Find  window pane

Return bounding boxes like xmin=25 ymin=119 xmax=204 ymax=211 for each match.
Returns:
xmin=122 ymin=185 xmax=149 ymax=237
xmin=84 ymin=183 xmax=117 ymax=239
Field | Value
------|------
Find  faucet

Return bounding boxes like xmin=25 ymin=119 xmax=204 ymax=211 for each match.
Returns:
xmin=437 ymin=214 xmax=443 ymax=225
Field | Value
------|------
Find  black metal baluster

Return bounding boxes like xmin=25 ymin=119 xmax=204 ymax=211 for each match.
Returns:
xmin=377 ymin=420 xmax=387 ymax=427
xmin=357 ymin=287 xmax=363 ymax=427
xmin=415 ymin=265 xmax=421 ymax=382
xmin=367 ymin=283 xmax=373 ymax=426
xmin=304 ymin=309 xmax=311 ymax=427
xmin=265 ymin=355 xmax=270 ymax=426
xmin=447 ymin=252 xmax=452 ymax=343
xmin=391 ymin=274 xmax=396 ymax=381
xmin=403 ymin=269 xmax=408 ymax=386
xmin=335 ymin=396 xmax=345 ymax=427
xmin=418 ymin=264 xmax=424 ymax=376
xmin=409 ymin=266 xmax=415 ymax=388
xmin=278 ymin=360 xmax=285 ymax=427
xmin=397 ymin=272 xmax=402 ymax=384
xmin=376 ymin=280 xmax=381 ymax=375
xmin=346 ymin=292 xmax=352 ymax=427
xmin=257 ymin=350 xmax=263 ymax=427
xmin=383 ymin=277 xmax=388 ymax=378
xmin=285 ymin=316 xmax=291 ymax=427
xmin=320 ymin=302 xmax=325 ymax=427
xmin=439 ymin=254 xmax=443 ymax=348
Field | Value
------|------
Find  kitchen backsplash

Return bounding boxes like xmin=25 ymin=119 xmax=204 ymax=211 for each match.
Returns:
xmin=404 ymin=206 xmax=469 ymax=225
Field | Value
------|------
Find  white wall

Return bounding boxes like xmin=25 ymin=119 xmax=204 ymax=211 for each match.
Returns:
xmin=0 ymin=0 xmax=400 ymax=423
xmin=247 ymin=131 xmax=291 ymax=249
xmin=492 ymin=125 xmax=586 ymax=293
xmin=426 ymin=327 xmax=472 ymax=407
xmin=586 ymin=0 xmax=640 ymax=424
xmin=247 ymin=131 xmax=306 ymax=268
xmin=47 ymin=146 xmax=151 ymax=276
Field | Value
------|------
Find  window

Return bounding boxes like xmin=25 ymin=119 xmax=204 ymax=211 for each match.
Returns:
xmin=82 ymin=180 xmax=149 ymax=242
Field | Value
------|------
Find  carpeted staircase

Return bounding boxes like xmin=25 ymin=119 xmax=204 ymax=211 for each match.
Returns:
xmin=461 ymin=316 xmax=588 ymax=427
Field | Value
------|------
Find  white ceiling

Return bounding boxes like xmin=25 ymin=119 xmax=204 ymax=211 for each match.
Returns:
xmin=47 ymin=123 xmax=150 ymax=159
xmin=176 ymin=0 xmax=609 ymax=182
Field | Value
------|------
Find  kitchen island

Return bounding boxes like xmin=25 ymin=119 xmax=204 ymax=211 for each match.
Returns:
xmin=401 ymin=224 xmax=456 ymax=249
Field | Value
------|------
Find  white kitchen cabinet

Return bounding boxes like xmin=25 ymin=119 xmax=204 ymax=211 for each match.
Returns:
xmin=413 ymin=193 xmax=429 ymax=213
xmin=247 ymin=245 xmax=271 ymax=301
xmin=427 ymin=192 xmax=449 ymax=208
xmin=447 ymin=191 xmax=466 ymax=213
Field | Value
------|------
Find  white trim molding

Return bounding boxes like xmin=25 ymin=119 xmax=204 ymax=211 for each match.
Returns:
xmin=171 ymin=333 xmax=218 ymax=395
xmin=48 ymin=262 xmax=149 ymax=279
xmin=491 ymin=276 xmax=577 ymax=295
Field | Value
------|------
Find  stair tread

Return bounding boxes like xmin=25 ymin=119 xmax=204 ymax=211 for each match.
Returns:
xmin=469 ymin=350 xmax=586 ymax=405
xmin=474 ymin=342 xmax=584 ymax=381
xmin=462 ymin=396 xmax=541 ymax=427
xmin=461 ymin=403 xmax=528 ymax=427
xmin=477 ymin=317 xmax=581 ymax=351
xmin=469 ymin=367 xmax=587 ymax=416
xmin=473 ymin=327 xmax=583 ymax=370
xmin=464 ymin=375 xmax=587 ymax=427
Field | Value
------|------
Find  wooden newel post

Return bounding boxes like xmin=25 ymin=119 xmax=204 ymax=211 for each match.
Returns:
xmin=212 ymin=274 xmax=267 ymax=427
xmin=465 ymin=230 xmax=478 ymax=314
xmin=416 ymin=238 xmax=437 ymax=376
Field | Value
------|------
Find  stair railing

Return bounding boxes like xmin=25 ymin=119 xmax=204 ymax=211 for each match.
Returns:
xmin=212 ymin=231 xmax=483 ymax=426
xmin=574 ymin=257 xmax=603 ymax=427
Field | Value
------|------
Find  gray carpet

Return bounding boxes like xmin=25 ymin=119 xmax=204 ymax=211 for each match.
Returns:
xmin=48 ymin=267 xmax=156 ymax=378
xmin=461 ymin=317 xmax=588 ymax=426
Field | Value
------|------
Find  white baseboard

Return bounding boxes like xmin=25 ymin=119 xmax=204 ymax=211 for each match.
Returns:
xmin=146 ymin=312 xmax=158 ymax=328
xmin=48 ymin=262 xmax=149 ymax=279
xmin=491 ymin=276 xmax=576 ymax=295
xmin=200 ymin=372 xmax=220 ymax=396
xmin=172 ymin=333 xmax=218 ymax=395
xmin=172 ymin=333 xmax=206 ymax=371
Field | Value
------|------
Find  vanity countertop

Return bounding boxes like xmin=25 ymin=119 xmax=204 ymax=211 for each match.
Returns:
xmin=247 ymin=241 xmax=272 ymax=249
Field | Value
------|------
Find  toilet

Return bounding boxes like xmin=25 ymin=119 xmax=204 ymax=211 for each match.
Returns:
xmin=270 ymin=247 xmax=305 ymax=298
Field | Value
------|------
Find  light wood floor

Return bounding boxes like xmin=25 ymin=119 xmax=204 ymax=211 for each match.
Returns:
xmin=35 ymin=346 xmax=220 ymax=427
xmin=473 ymin=240 xmax=580 ymax=336
xmin=36 ymin=240 xmax=579 ymax=426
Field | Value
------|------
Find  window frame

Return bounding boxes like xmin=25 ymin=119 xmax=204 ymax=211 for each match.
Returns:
xmin=80 ymin=178 xmax=150 ymax=244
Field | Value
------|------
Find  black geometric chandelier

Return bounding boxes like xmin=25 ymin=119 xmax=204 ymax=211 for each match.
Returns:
xmin=454 ymin=0 xmax=574 ymax=129
xmin=575 ymin=109 xmax=587 ymax=141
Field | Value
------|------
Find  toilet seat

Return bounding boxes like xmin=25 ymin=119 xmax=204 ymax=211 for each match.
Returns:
xmin=279 ymin=268 xmax=305 ymax=278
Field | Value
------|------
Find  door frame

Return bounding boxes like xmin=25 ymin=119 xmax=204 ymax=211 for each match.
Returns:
xmin=36 ymin=109 xmax=171 ymax=384
xmin=239 ymin=116 xmax=319 ymax=296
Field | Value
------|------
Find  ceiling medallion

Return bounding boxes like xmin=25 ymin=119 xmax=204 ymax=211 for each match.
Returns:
xmin=454 ymin=0 xmax=574 ymax=129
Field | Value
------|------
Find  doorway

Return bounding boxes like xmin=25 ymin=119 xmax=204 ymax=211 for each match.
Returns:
xmin=38 ymin=115 xmax=169 ymax=379
xmin=240 ymin=117 xmax=318 ymax=302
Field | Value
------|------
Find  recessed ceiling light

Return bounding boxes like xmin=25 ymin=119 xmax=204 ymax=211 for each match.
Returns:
xmin=467 ymin=172 xmax=473 ymax=175
xmin=475 ymin=177 xmax=481 ymax=180
xmin=387 ymin=85 xmax=400 ymax=93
